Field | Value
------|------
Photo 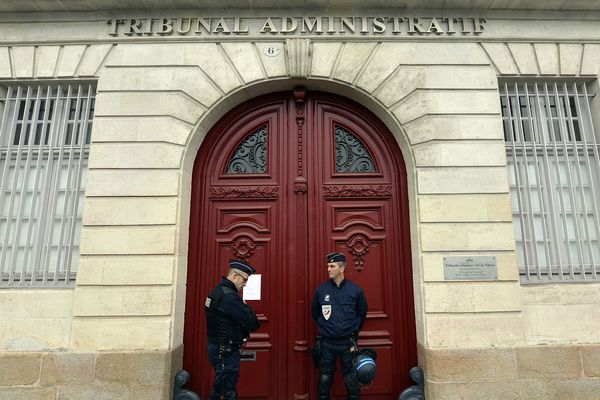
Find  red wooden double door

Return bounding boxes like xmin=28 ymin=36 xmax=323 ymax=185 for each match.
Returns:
xmin=184 ymin=91 xmax=417 ymax=399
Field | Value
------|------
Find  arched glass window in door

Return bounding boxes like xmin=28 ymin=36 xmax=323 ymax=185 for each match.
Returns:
xmin=226 ymin=125 xmax=268 ymax=174
xmin=334 ymin=125 xmax=376 ymax=173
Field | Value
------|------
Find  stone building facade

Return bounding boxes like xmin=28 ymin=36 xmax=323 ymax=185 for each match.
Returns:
xmin=1 ymin=1 xmax=600 ymax=399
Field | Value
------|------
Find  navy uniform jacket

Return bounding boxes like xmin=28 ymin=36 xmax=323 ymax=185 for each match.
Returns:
xmin=205 ymin=278 xmax=259 ymax=344
xmin=311 ymin=279 xmax=368 ymax=338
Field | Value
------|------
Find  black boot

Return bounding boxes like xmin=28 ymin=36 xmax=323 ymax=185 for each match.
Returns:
xmin=317 ymin=373 xmax=333 ymax=400
xmin=344 ymin=374 xmax=361 ymax=400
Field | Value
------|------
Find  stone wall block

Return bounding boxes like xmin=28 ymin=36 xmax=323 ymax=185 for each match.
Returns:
xmin=582 ymin=345 xmax=600 ymax=377
xmin=94 ymin=92 xmax=204 ymax=125
xmin=481 ymin=43 xmax=519 ymax=74
xmin=0 ymin=352 xmax=42 ymax=385
xmin=333 ymin=42 xmax=376 ymax=83
xmin=417 ymin=167 xmax=509 ymax=194
xmin=35 ymin=46 xmax=60 ymax=78
xmin=12 ymin=46 xmax=34 ymax=78
xmin=419 ymin=194 xmax=512 ymax=223
xmin=559 ymin=44 xmax=583 ymax=75
xmin=57 ymin=383 xmax=130 ymax=400
xmin=581 ymin=44 xmax=600 ymax=75
xmin=413 ymin=43 xmax=488 ymax=65
xmin=106 ymin=43 xmax=185 ymax=66
xmin=551 ymin=379 xmax=600 ymax=400
xmin=310 ymin=42 xmax=342 ymax=77
xmin=3 ymin=318 xmax=71 ymax=351
xmin=424 ymin=282 xmax=522 ymax=313
xmin=40 ymin=353 xmax=94 ymax=386
xmin=523 ymin=304 xmax=600 ymax=344
xmin=85 ymin=169 xmax=180 ymax=197
xmin=221 ymin=42 xmax=264 ymax=82
xmin=77 ymin=255 xmax=174 ymax=286
xmin=0 ymin=47 xmax=11 ymax=77
xmin=414 ymin=140 xmax=506 ymax=167
xmin=534 ymin=43 xmax=559 ymax=75
xmin=375 ymin=66 xmax=425 ymax=108
xmin=94 ymin=351 xmax=171 ymax=385
xmin=516 ymin=346 xmax=582 ymax=379
xmin=56 ymin=45 xmax=86 ymax=77
xmin=100 ymin=67 xmax=222 ymax=109
xmin=88 ymin=142 xmax=184 ymax=169
xmin=255 ymin=42 xmax=287 ymax=77
xmin=427 ymin=380 xmax=551 ymax=400
xmin=77 ymin=44 xmax=112 ymax=77
xmin=92 ymin=116 xmax=192 ymax=145
xmin=184 ymin=43 xmax=240 ymax=93
xmin=426 ymin=348 xmax=516 ymax=382
xmin=394 ymin=90 xmax=500 ymax=124
xmin=508 ymin=43 xmax=539 ymax=75
xmin=0 ymin=388 xmax=56 ymax=400
xmin=83 ymin=197 xmax=178 ymax=226
xmin=426 ymin=314 xmax=524 ymax=348
xmin=421 ymin=222 xmax=515 ymax=251
xmin=355 ymin=43 xmax=416 ymax=93
xmin=80 ymin=226 xmax=176 ymax=255
xmin=404 ymin=115 xmax=504 ymax=144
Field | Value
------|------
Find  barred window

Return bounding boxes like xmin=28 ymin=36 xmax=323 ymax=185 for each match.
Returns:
xmin=0 ymin=83 xmax=96 ymax=287
xmin=501 ymin=81 xmax=600 ymax=282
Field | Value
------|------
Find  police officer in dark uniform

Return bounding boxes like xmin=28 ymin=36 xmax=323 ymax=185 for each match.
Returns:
xmin=205 ymin=259 xmax=261 ymax=400
xmin=311 ymin=252 xmax=368 ymax=400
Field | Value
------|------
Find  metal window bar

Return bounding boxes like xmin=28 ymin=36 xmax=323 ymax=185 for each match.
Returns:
xmin=501 ymin=81 xmax=600 ymax=282
xmin=0 ymin=83 xmax=95 ymax=287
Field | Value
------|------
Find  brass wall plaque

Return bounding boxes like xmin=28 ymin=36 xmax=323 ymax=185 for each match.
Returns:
xmin=443 ymin=256 xmax=497 ymax=280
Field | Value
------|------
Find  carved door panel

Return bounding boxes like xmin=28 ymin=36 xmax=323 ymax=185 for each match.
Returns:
xmin=185 ymin=92 xmax=416 ymax=399
xmin=306 ymin=96 xmax=417 ymax=399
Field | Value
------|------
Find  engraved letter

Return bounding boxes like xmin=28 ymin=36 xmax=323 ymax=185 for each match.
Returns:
xmin=157 ymin=18 xmax=173 ymax=35
xmin=373 ymin=17 xmax=386 ymax=34
xmin=196 ymin=18 xmax=212 ymax=34
xmin=389 ymin=17 xmax=403 ymax=33
xmin=107 ymin=18 xmax=124 ymax=36
xmin=427 ymin=17 xmax=444 ymax=34
xmin=444 ymin=17 xmax=458 ymax=34
xmin=233 ymin=17 xmax=249 ymax=33
xmin=281 ymin=17 xmax=298 ymax=33
xmin=176 ymin=17 xmax=192 ymax=34
xmin=340 ymin=17 xmax=355 ymax=33
xmin=408 ymin=17 xmax=426 ymax=33
xmin=261 ymin=17 xmax=279 ymax=33
xmin=123 ymin=19 xmax=143 ymax=36
xmin=474 ymin=17 xmax=487 ymax=33
xmin=301 ymin=17 xmax=323 ymax=33
xmin=213 ymin=18 xmax=231 ymax=34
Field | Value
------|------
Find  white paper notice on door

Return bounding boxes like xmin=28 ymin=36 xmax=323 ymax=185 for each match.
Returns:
xmin=243 ymin=274 xmax=261 ymax=301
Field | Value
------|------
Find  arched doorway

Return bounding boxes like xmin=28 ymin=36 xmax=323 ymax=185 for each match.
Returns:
xmin=184 ymin=90 xmax=417 ymax=399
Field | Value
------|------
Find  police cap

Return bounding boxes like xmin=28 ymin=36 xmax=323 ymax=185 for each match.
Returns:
xmin=326 ymin=252 xmax=346 ymax=263
xmin=229 ymin=259 xmax=256 ymax=275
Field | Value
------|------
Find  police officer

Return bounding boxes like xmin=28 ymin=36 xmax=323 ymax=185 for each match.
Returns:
xmin=205 ymin=259 xmax=261 ymax=400
xmin=311 ymin=252 xmax=368 ymax=400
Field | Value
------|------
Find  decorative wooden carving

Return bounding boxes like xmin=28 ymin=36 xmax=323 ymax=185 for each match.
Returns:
xmin=231 ymin=236 xmax=256 ymax=260
xmin=210 ymin=186 xmax=279 ymax=199
xmin=323 ymin=185 xmax=392 ymax=198
xmin=347 ymin=234 xmax=371 ymax=272
xmin=294 ymin=87 xmax=308 ymax=194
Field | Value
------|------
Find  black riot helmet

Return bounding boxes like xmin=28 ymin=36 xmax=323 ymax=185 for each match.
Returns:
xmin=353 ymin=348 xmax=377 ymax=386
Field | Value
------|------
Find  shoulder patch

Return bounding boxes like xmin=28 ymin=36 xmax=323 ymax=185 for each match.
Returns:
xmin=205 ymin=297 xmax=212 ymax=307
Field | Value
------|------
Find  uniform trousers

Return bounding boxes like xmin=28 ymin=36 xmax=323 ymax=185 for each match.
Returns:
xmin=207 ymin=342 xmax=240 ymax=400
xmin=318 ymin=337 xmax=361 ymax=400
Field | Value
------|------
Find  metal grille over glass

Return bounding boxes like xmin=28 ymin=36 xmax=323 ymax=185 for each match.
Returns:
xmin=501 ymin=81 xmax=600 ymax=282
xmin=334 ymin=125 xmax=376 ymax=173
xmin=0 ymin=84 xmax=95 ymax=287
xmin=226 ymin=125 xmax=267 ymax=174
